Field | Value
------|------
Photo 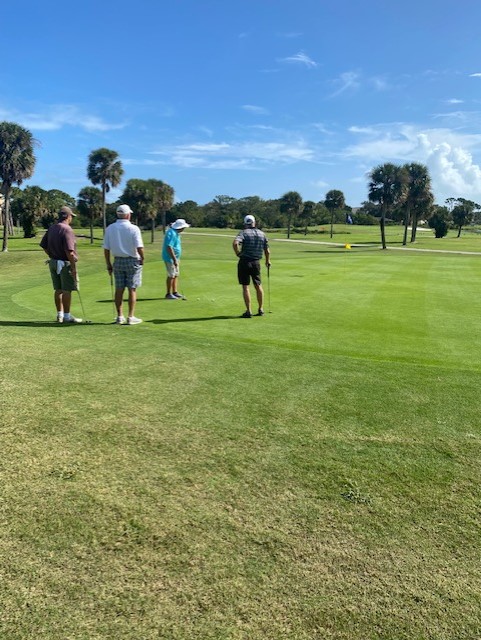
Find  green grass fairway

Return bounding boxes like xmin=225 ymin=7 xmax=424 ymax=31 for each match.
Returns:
xmin=1 ymin=229 xmax=481 ymax=639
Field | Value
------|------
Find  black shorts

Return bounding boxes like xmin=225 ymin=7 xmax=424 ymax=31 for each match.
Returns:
xmin=238 ymin=259 xmax=261 ymax=286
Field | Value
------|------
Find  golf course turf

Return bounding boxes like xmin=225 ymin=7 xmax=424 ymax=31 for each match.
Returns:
xmin=1 ymin=226 xmax=481 ymax=639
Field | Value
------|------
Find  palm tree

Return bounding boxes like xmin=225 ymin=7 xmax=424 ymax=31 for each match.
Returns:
xmin=300 ymin=200 xmax=317 ymax=235
xmin=77 ymin=186 xmax=103 ymax=244
xmin=324 ymin=189 xmax=346 ymax=238
xmin=368 ymin=163 xmax=408 ymax=250
xmin=87 ymin=148 xmax=124 ymax=234
xmin=0 ymin=122 xmax=36 ymax=252
xmin=401 ymin=163 xmax=433 ymax=244
xmin=279 ymin=191 xmax=303 ymax=239
xmin=148 ymin=179 xmax=174 ymax=240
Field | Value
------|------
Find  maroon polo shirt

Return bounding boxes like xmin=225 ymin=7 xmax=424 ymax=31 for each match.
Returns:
xmin=40 ymin=222 xmax=77 ymax=261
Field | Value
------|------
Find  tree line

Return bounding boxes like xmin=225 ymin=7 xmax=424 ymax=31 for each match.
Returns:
xmin=1 ymin=121 xmax=480 ymax=253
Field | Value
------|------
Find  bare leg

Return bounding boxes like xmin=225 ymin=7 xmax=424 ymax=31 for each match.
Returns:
xmin=254 ymin=283 xmax=264 ymax=312
xmin=54 ymin=290 xmax=63 ymax=313
xmin=62 ymin=291 xmax=72 ymax=314
xmin=128 ymin=288 xmax=137 ymax=317
xmin=115 ymin=287 xmax=125 ymax=317
xmin=166 ymin=276 xmax=173 ymax=295
xmin=242 ymin=285 xmax=252 ymax=313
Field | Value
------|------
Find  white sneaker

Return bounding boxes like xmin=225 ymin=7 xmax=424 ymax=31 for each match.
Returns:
xmin=115 ymin=316 xmax=126 ymax=324
xmin=127 ymin=316 xmax=142 ymax=325
xmin=64 ymin=316 xmax=82 ymax=323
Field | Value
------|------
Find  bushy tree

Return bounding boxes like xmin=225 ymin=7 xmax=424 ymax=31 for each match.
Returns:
xmin=428 ymin=205 xmax=450 ymax=238
xmin=170 ymin=200 xmax=203 ymax=227
xmin=450 ymin=198 xmax=480 ymax=237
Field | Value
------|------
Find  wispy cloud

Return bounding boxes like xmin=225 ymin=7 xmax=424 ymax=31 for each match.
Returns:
xmin=277 ymin=32 xmax=303 ymax=38
xmin=445 ymin=98 xmax=464 ymax=104
xmin=146 ymin=138 xmax=315 ymax=170
xmin=242 ymin=104 xmax=270 ymax=115
xmin=469 ymin=73 xmax=481 ymax=77
xmin=329 ymin=71 xmax=361 ymax=97
xmin=369 ymin=76 xmax=390 ymax=91
xmin=313 ymin=122 xmax=334 ymax=135
xmin=279 ymin=51 xmax=318 ymax=68
xmin=312 ymin=179 xmax=329 ymax=189
xmin=0 ymin=104 xmax=126 ymax=132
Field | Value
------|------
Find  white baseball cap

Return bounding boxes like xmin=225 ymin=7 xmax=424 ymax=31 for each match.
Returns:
xmin=171 ymin=218 xmax=191 ymax=230
xmin=116 ymin=204 xmax=133 ymax=216
xmin=244 ymin=215 xmax=255 ymax=225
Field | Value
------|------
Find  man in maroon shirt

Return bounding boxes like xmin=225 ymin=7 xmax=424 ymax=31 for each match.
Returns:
xmin=40 ymin=206 xmax=82 ymax=323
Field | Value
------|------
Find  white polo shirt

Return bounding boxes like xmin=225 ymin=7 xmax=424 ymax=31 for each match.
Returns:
xmin=103 ymin=219 xmax=144 ymax=258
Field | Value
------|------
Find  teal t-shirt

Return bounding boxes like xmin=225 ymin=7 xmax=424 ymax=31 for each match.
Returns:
xmin=162 ymin=227 xmax=182 ymax=262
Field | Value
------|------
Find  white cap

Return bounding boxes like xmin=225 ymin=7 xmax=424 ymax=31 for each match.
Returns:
xmin=171 ymin=218 xmax=190 ymax=230
xmin=244 ymin=214 xmax=255 ymax=225
xmin=116 ymin=204 xmax=133 ymax=216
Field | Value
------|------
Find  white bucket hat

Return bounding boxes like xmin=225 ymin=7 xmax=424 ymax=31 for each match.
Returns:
xmin=171 ymin=219 xmax=191 ymax=230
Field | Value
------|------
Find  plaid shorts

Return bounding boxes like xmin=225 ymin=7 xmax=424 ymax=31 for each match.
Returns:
xmin=113 ymin=257 xmax=142 ymax=289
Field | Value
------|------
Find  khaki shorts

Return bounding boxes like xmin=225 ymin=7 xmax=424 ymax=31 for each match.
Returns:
xmin=164 ymin=261 xmax=180 ymax=278
xmin=49 ymin=260 xmax=77 ymax=291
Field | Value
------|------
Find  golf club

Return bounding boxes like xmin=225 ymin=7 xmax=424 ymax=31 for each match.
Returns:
xmin=267 ymin=264 xmax=272 ymax=313
xmin=177 ymin=273 xmax=187 ymax=300
xmin=76 ymin=288 xmax=91 ymax=324
xmin=74 ymin=272 xmax=92 ymax=323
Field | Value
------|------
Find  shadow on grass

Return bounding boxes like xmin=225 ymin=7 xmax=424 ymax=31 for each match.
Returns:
xmin=300 ymin=246 xmax=384 ymax=254
xmin=149 ymin=315 xmax=239 ymax=324
xmin=96 ymin=297 xmax=165 ymax=303
xmin=0 ymin=320 xmax=103 ymax=327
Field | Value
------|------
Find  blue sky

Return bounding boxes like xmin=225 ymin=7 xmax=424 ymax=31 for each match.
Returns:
xmin=3 ymin=0 xmax=481 ymax=206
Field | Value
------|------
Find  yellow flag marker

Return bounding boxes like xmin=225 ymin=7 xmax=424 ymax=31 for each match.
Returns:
xmin=344 ymin=243 xmax=351 ymax=249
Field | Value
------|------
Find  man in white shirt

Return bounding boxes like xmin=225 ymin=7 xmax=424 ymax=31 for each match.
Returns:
xmin=103 ymin=204 xmax=145 ymax=325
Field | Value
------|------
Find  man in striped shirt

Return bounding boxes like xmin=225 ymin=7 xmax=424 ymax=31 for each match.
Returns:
xmin=233 ymin=215 xmax=271 ymax=318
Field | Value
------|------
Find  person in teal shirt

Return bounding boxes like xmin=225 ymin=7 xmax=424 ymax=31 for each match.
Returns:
xmin=162 ymin=218 xmax=190 ymax=299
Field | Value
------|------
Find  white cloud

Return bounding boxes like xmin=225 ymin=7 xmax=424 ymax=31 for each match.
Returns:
xmin=469 ymin=73 xmax=481 ymax=77
xmin=0 ymin=104 xmax=125 ymax=132
xmin=343 ymin=123 xmax=481 ymax=200
xmin=242 ymin=104 xmax=270 ymax=115
xmin=279 ymin=51 xmax=318 ymax=68
xmin=445 ymin=98 xmax=464 ymax=104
